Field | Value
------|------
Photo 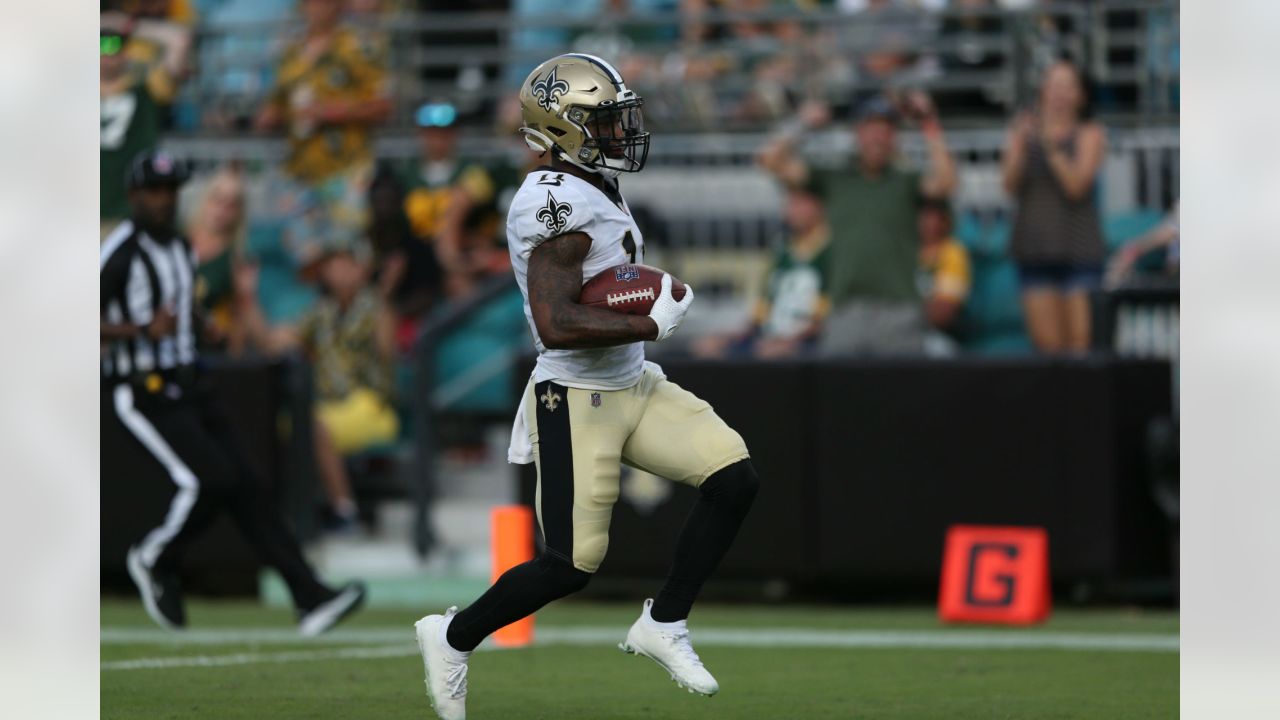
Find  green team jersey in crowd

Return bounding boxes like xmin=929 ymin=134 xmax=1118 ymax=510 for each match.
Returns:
xmin=760 ymin=236 xmax=832 ymax=338
xmin=807 ymin=163 xmax=923 ymax=304
xmin=101 ymin=82 xmax=159 ymax=220
xmin=400 ymin=158 xmax=497 ymax=239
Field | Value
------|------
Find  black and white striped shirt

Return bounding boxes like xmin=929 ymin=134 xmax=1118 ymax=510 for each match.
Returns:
xmin=100 ymin=220 xmax=199 ymax=382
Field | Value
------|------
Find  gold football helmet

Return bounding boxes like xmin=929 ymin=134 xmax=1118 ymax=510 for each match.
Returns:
xmin=518 ymin=53 xmax=650 ymax=175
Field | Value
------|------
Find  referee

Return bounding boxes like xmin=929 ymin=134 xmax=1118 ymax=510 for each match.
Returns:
xmin=101 ymin=151 xmax=365 ymax=635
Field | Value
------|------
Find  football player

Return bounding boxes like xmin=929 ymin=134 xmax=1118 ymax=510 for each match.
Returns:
xmin=414 ymin=54 xmax=759 ymax=720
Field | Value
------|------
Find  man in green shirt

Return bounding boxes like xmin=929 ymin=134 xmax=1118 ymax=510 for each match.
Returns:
xmin=101 ymin=23 xmax=160 ymax=234
xmin=757 ymin=93 xmax=956 ymax=355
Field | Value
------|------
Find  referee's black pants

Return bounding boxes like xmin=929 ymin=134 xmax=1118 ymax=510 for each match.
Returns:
xmin=108 ymin=379 xmax=330 ymax=612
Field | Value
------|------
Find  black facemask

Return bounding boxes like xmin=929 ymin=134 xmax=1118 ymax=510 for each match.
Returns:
xmin=582 ymin=98 xmax=651 ymax=173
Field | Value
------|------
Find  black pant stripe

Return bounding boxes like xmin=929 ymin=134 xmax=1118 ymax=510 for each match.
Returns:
xmin=535 ymin=381 xmax=574 ymax=560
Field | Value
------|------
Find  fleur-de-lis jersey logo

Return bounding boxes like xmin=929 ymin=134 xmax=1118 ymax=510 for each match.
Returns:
xmin=536 ymin=191 xmax=573 ymax=234
xmin=540 ymin=386 xmax=562 ymax=412
xmin=531 ymin=66 xmax=570 ymax=112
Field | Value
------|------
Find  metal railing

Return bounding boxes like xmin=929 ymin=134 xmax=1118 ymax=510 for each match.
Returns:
xmin=182 ymin=0 xmax=1178 ymax=134
xmin=406 ymin=275 xmax=519 ymax=556
xmin=163 ymin=124 xmax=1179 ymax=251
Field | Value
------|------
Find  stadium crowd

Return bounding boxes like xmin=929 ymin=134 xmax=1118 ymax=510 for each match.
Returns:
xmin=101 ymin=0 xmax=1180 ymax=527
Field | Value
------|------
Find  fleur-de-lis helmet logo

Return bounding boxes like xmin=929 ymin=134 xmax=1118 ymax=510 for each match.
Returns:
xmin=531 ymin=66 xmax=570 ymax=113
xmin=536 ymin=191 xmax=573 ymax=233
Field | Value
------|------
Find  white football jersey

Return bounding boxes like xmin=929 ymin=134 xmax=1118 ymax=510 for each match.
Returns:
xmin=506 ymin=166 xmax=647 ymax=390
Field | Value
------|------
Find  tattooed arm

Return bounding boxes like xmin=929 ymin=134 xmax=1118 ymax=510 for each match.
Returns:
xmin=527 ymin=232 xmax=658 ymax=349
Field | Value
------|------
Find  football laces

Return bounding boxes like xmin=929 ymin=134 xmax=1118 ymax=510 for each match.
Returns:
xmin=606 ymin=287 xmax=656 ymax=306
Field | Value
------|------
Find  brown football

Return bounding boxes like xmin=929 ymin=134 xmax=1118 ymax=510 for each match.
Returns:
xmin=579 ymin=264 xmax=686 ymax=316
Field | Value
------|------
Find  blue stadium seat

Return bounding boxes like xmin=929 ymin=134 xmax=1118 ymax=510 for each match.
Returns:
xmin=954 ymin=212 xmax=1032 ymax=354
xmin=245 ymin=219 xmax=316 ymax=326
xmin=434 ymin=288 xmax=528 ymax=413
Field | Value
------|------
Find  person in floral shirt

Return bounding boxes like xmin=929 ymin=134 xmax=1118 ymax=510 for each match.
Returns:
xmin=244 ymin=233 xmax=398 ymax=532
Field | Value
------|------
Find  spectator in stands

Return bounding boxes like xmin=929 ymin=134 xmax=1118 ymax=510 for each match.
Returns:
xmin=692 ymin=187 xmax=832 ymax=360
xmin=1002 ymin=58 xmax=1106 ymax=354
xmin=915 ymin=198 xmax=971 ymax=354
xmin=192 ymin=0 xmax=295 ymax=132
xmin=345 ymin=0 xmax=397 ymax=63
xmin=571 ymin=0 xmax=669 ymax=93
xmin=757 ymin=92 xmax=957 ymax=355
xmin=933 ymin=0 xmax=1006 ymax=117
xmin=101 ymin=21 xmax=161 ymax=235
xmin=234 ymin=182 xmax=339 ymax=334
xmin=243 ymin=235 xmax=399 ymax=533
xmin=254 ymin=0 xmax=392 ymax=186
xmin=1025 ymin=0 xmax=1082 ymax=75
xmin=347 ymin=0 xmax=400 ymax=22
xmin=121 ymin=0 xmax=197 ymax=24
xmin=1106 ymin=201 xmax=1179 ymax=287
xmin=728 ymin=1 xmax=816 ymax=123
xmin=674 ymin=0 xmax=746 ymax=125
xmin=400 ymin=101 xmax=504 ymax=298
xmin=186 ymin=168 xmax=248 ymax=351
xmin=103 ymin=2 xmax=193 ymax=126
xmin=839 ymin=0 xmax=932 ymax=104
xmin=367 ymin=166 xmax=445 ymax=353
xmin=507 ymin=0 xmax=603 ymax=87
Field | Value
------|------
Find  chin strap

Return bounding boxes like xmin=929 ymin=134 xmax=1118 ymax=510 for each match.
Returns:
xmin=521 ymin=125 xmax=623 ymax=179
xmin=553 ymin=149 xmax=620 ymax=179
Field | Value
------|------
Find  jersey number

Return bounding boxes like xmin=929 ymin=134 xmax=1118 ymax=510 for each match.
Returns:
xmin=101 ymin=94 xmax=138 ymax=150
xmin=622 ymin=231 xmax=637 ymax=264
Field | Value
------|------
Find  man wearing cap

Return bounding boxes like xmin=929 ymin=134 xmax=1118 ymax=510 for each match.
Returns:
xmin=401 ymin=101 xmax=503 ymax=296
xmin=758 ymin=92 xmax=957 ymax=355
xmin=101 ymin=150 xmax=366 ymax=634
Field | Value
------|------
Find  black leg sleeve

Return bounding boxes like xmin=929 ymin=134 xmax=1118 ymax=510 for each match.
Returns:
xmin=650 ymin=459 xmax=759 ymax=623
xmin=200 ymin=394 xmax=332 ymax=612
xmin=445 ymin=553 xmax=591 ymax=652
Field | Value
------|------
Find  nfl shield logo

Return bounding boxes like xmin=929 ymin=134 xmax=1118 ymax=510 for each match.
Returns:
xmin=591 ymin=392 xmax=602 ymax=407
xmin=614 ymin=265 xmax=640 ymax=282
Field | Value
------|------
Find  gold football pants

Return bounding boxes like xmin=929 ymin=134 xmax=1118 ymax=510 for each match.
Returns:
xmin=524 ymin=366 xmax=750 ymax=573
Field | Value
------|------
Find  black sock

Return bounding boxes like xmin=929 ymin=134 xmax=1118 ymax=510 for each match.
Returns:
xmin=650 ymin=459 xmax=759 ymax=623
xmin=445 ymin=553 xmax=590 ymax=652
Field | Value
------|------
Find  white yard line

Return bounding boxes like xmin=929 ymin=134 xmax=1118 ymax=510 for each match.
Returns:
xmin=101 ymin=626 xmax=1177 ymax=671
xmin=101 ymin=627 xmax=411 ymax=645
xmin=103 ymin=645 xmax=418 ymax=671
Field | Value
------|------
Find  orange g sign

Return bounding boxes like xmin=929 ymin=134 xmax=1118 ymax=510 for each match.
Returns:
xmin=938 ymin=525 xmax=1050 ymax=625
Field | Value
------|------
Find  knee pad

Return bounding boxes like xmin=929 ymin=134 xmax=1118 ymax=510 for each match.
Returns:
xmin=536 ymin=553 xmax=592 ymax=595
xmin=702 ymin=459 xmax=760 ymax=508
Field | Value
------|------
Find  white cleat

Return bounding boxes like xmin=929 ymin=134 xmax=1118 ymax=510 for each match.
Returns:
xmin=619 ymin=598 xmax=720 ymax=696
xmin=415 ymin=607 xmax=471 ymax=720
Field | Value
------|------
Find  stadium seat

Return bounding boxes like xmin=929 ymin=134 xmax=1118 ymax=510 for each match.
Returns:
xmin=245 ymin=219 xmax=317 ymax=325
xmin=434 ymin=287 xmax=528 ymax=414
xmin=954 ymin=212 xmax=1032 ymax=354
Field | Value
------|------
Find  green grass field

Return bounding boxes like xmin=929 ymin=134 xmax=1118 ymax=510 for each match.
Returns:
xmin=101 ymin=599 xmax=1177 ymax=719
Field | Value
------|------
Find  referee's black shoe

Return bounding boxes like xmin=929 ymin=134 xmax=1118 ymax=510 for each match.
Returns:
xmin=126 ymin=546 xmax=186 ymax=631
xmin=298 ymin=582 xmax=367 ymax=637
